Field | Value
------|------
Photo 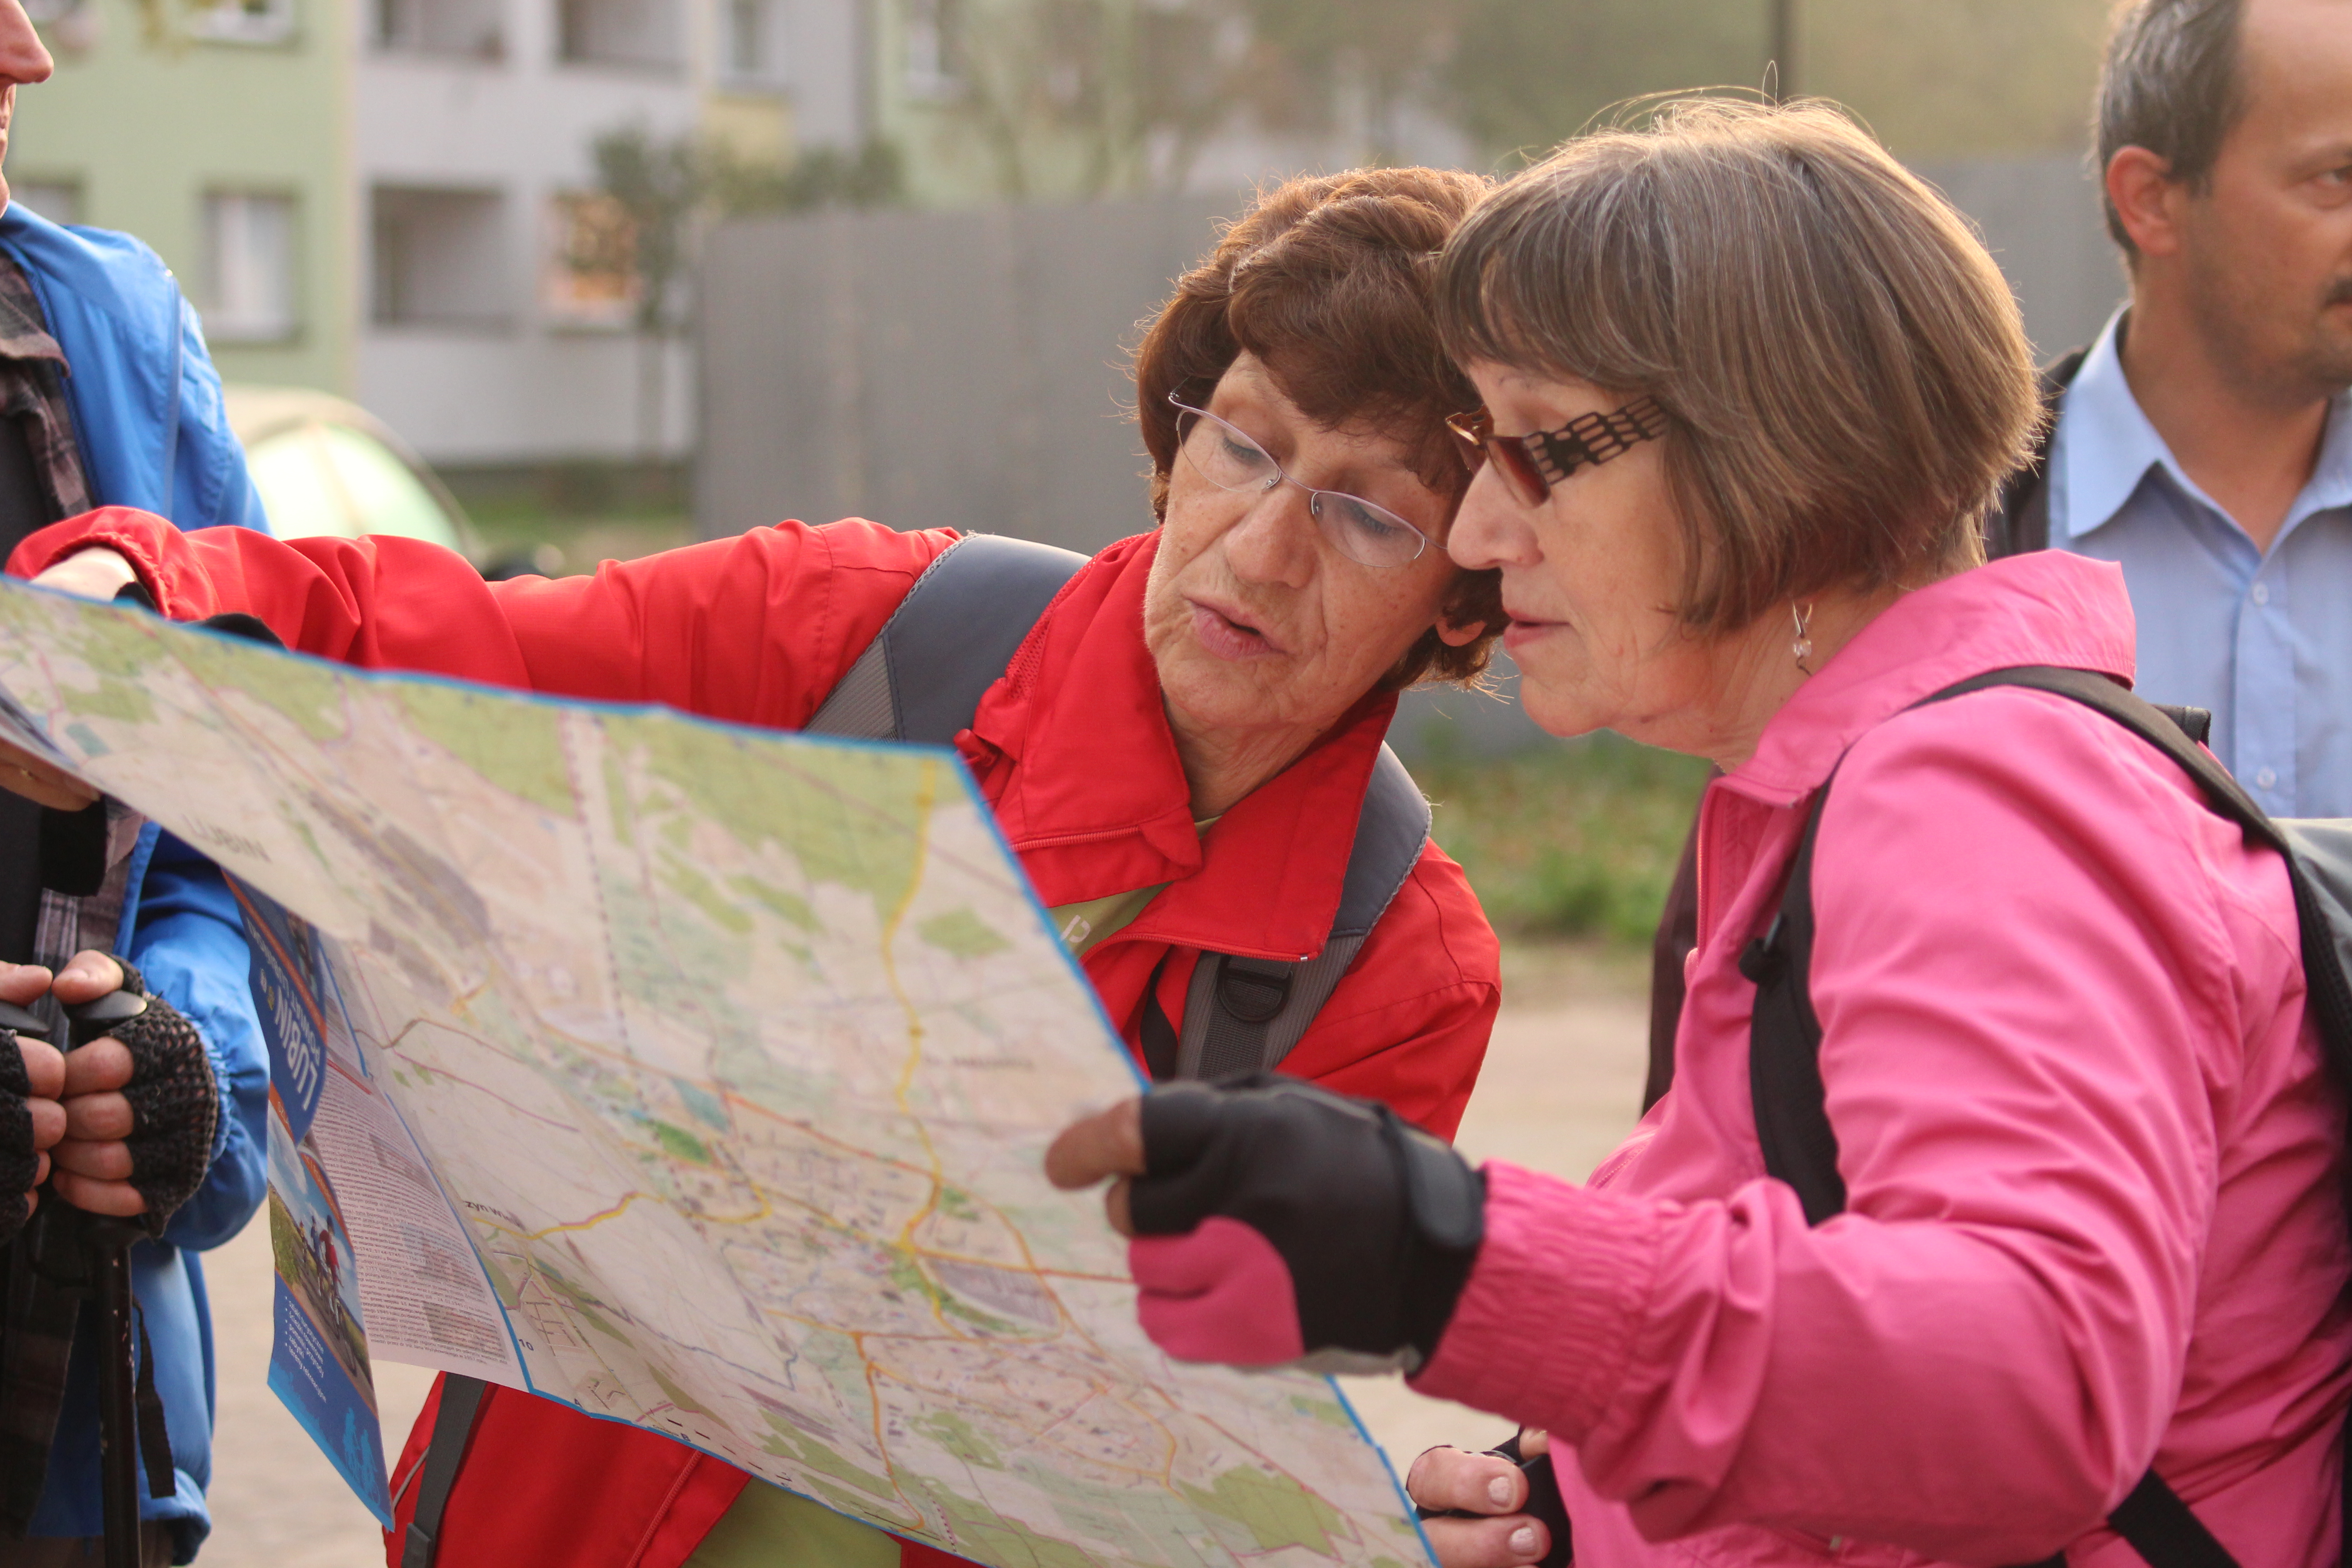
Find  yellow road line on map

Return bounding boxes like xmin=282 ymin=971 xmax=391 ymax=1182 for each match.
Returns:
xmin=520 ymin=1191 xmax=651 ymax=1238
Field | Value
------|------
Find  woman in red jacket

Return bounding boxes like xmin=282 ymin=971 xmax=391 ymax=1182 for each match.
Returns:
xmin=10 ymin=168 xmax=1507 ymax=1568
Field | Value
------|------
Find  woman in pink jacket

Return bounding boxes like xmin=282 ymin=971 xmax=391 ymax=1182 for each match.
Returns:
xmin=1049 ymin=98 xmax=2352 ymax=1568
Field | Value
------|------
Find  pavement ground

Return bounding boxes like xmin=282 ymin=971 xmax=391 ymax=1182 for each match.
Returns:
xmin=196 ymin=942 xmax=1650 ymax=1566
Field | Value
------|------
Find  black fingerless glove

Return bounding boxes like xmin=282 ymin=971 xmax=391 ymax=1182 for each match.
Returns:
xmin=100 ymin=962 xmax=218 ymax=1235
xmin=0 ymin=1029 xmax=36 ymax=1245
xmin=1127 ymin=1073 xmax=1485 ymax=1374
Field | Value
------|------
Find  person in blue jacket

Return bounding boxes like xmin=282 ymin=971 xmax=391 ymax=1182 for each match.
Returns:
xmin=0 ymin=3 xmax=271 ymax=1562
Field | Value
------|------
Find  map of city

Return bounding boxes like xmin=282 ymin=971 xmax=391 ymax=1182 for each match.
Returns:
xmin=0 ymin=580 xmax=1434 ymax=1568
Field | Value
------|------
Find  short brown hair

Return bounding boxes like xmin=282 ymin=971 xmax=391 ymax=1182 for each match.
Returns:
xmin=1133 ymin=168 xmax=1504 ymax=689
xmin=1436 ymin=98 xmax=2040 ymax=633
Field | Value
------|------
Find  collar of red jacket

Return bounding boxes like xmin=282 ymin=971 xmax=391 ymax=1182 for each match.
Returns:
xmin=958 ymin=529 xmax=1398 ymax=963
xmin=1723 ymin=550 xmax=2139 ymax=809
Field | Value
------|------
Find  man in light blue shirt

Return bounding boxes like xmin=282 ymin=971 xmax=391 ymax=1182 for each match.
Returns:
xmin=2051 ymin=318 xmax=2352 ymax=816
xmin=2048 ymin=0 xmax=2352 ymax=818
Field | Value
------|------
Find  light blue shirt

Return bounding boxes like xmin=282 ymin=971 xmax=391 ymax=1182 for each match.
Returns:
xmin=2051 ymin=309 xmax=2352 ymax=818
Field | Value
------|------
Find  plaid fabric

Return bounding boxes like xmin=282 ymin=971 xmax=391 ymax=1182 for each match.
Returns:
xmin=0 ymin=250 xmax=137 ymax=1540
xmin=0 ymin=256 xmax=89 ymax=524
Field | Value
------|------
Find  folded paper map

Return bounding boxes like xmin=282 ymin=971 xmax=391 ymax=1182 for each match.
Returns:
xmin=0 ymin=579 xmax=1434 ymax=1568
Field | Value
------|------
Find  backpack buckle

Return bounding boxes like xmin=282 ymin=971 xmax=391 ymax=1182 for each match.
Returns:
xmin=1737 ymin=914 xmax=1785 ymax=984
xmin=1216 ymin=959 xmax=1293 ymax=1024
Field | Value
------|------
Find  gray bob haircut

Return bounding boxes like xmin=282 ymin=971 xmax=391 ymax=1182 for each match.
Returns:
xmin=1435 ymin=98 xmax=2039 ymax=634
xmin=2095 ymin=0 xmax=2246 ymax=254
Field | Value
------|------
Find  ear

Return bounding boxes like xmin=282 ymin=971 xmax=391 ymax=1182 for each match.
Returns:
xmin=1434 ymin=612 xmax=1487 ymax=648
xmin=2105 ymin=146 xmax=2190 ymax=261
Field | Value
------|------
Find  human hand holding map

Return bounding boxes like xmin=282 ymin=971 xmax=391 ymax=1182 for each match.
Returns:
xmin=0 ymin=577 xmax=1436 ymax=1568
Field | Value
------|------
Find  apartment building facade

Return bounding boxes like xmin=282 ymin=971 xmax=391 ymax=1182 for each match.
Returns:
xmin=11 ymin=0 xmax=867 ymax=465
xmin=10 ymin=0 xmax=356 ymax=394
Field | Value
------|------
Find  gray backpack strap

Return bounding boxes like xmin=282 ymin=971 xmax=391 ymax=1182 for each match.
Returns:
xmin=1176 ymin=745 xmax=1431 ymax=1079
xmin=804 ymin=533 xmax=1088 ymax=742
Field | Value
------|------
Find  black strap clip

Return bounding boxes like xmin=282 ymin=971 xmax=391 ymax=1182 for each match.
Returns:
xmin=1215 ymin=959 xmax=1293 ymax=1024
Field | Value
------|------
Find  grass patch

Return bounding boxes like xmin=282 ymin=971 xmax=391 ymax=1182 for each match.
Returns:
xmin=1419 ymin=734 xmax=1709 ymax=947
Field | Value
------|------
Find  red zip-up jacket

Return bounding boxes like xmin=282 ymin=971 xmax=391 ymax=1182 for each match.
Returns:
xmin=10 ymin=510 xmax=1503 ymax=1568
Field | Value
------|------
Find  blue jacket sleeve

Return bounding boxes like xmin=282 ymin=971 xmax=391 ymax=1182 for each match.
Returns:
xmin=127 ymin=831 xmax=268 ymax=1251
xmin=172 ymin=295 xmax=271 ymax=537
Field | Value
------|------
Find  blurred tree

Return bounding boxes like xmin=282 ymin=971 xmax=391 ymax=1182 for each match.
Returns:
xmin=586 ymin=127 xmax=903 ymax=454
xmin=590 ymin=127 xmax=706 ymax=457
xmin=1441 ymin=0 xmax=1767 ymax=162
xmin=1800 ymin=0 xmax=2110 ymax=159
xmin=909 ymin=0 xmax=1148 ymax=198
xmin=1440 ymin=0 xmax=2110 ymax=165
xmin=1239 ymin=0 xmax=1469 ymax=165
xmin=887 ymin=0 xmax=2112 ymax=205
xmin=710 ymin=139 xmax=908 ymax=216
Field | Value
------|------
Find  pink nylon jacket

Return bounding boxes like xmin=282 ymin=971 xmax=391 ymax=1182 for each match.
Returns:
xmin=1411 ymin=552 xmax=2352 ymax=1568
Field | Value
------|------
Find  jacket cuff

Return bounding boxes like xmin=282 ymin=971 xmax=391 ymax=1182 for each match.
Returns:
xmin=1408 ymin=1161 xmax=1661 ymax=1444
xmin=7 ymin=508 xmax=191 ymax=614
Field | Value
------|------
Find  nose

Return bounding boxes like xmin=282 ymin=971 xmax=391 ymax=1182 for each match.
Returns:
xmin=1219 ymin=480 xmax=1318 ymax=589
xmin=0 ymin=0 xmax=52 ymax=87
xmin=1446 ymin=468 xmax=1535 ymax=571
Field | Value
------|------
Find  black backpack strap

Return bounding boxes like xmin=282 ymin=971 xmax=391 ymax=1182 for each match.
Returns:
xmin=1735 ymin=663 xmax=2328 ymax=1568
xmin=1172 ymin=745 xmax=1429 ymax=1079
xmin=399 ymin=1374 xmax=491 ymax=1568
xmin=1735 ymin=785 xmax=1845 ymax=1224
xmin=803 ymin=533 xmax=1088 ymax=743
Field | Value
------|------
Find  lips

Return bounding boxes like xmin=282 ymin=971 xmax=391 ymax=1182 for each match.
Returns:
xmin=1502 ymin=606 xmax=1567 ymax=651
xmin=1186 ymin=597 xmax=1286 ymax=662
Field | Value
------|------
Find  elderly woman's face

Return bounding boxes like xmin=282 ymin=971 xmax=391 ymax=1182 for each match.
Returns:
xmin=1446 ymin=363 xmax=1753 ymax=754
xmin=1144 ymin=355 xmax=1474 ymax=746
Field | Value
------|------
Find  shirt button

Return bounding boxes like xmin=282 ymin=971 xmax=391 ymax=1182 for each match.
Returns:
xmin=2258 ymin=767 xmax=2279 ymax=790
xmin=2252 ymin=583 xmax=2271 ymax=605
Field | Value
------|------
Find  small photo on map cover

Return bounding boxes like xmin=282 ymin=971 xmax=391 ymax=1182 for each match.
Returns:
xmin=244 ymin=883 xmax=394 ymax=1528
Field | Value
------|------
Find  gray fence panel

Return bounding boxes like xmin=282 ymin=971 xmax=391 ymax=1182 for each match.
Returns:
xmin=1913 ymin=155 xmax=2125 ymax=357
xmin=698 ymin=195 xmax=1233 ymax=553
xmin=699 ymin=160 xmax=2127 ymax=757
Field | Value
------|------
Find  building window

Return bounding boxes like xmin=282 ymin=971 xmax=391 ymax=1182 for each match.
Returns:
xmin=542 ymin=191 xmax=637 ymax=329
xmin=375 ymin=0 xmax=502 ymax=58
xmin=903 ymin=0 xmax=962 ymax=99
xmin=10 ymin=178 xmax=82 ymax=226
xmin=371 ymin=186 xmax=510 ymax=329
xmin=201 ymin=192 xmax=298 ymax=343
xmin=555 ymin=0 xmax=680 ymax=69
xmin=188 ymin=0 xmax=296 ymax=44
xmin=721 ymin=0 xmax=786 ymax=87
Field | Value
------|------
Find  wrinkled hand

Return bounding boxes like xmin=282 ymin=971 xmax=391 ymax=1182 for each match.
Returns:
xmin=0 ymin=548 xmax=137 ymax=811
xmin=1408 ymin=1434 xmax=1557 ymax=1568
xmin=0 ymin=960 xmax=68 ymax=1240
xmin=1047 ymin=1074 xmax=1485 ymax=1374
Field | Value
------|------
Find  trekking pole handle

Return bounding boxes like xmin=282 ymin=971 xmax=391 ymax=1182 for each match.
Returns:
xmin=64 ymin=988 xmax=150 ymax=1568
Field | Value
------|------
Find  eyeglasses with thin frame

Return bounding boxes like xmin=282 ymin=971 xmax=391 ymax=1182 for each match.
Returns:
xmin=1167 ymin=392 xmax=1436 ymax=569
xmin=1446 ymin=396 xmax=1670 ymax=508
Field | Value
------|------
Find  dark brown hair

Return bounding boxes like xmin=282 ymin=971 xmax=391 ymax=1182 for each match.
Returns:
xmin=1436 ymin=98 xmax=2040 ymax=634
xmin=1133 ymin=167 xmax=1504 ymax=689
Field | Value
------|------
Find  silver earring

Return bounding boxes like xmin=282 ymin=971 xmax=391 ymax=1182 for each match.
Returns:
xmin=1791 ymin=601 xmax=1815 ymax=675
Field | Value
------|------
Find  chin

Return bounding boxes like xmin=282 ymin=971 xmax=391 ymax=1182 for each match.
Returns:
xmin=1157 ymin=653 xmax=1265 ymax=727
xmin=1516 ymin=682 xmax=1611 ymax=741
